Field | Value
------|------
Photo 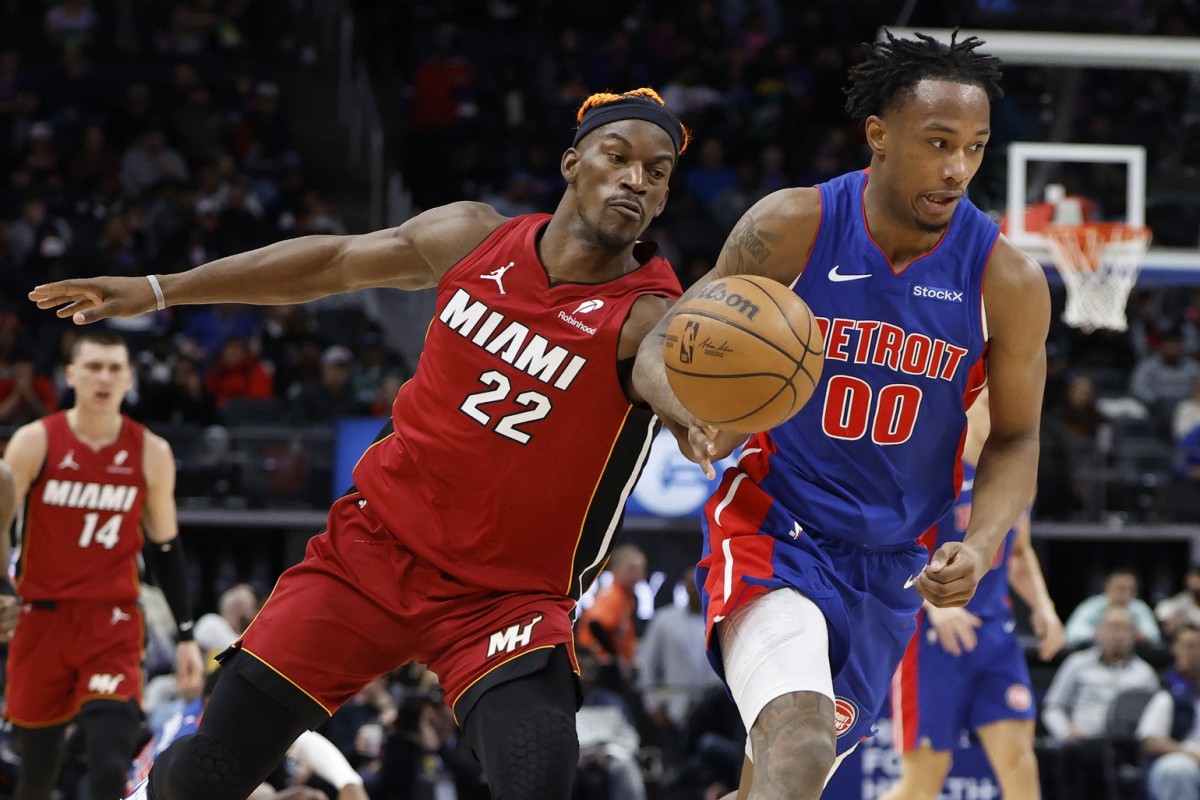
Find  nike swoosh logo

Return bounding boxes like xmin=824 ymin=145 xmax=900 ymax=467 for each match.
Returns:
xmin=961 ymin=478 xmax=974 ymax=491
xmin=903 ymin=575 xmax=916 ymax=589
xmin=828 ymin=265 xmax=870 ymax=282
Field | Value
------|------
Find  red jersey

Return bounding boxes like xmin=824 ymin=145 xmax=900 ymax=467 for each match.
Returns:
xmin=354 ymin=214 xmax=681 ymax=598
xmin=16 ymin=412 xmax=147 ymax=602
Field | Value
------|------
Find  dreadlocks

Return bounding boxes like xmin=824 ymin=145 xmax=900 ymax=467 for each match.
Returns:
xmin=844 ymin=30 xmax=1004 ymax=122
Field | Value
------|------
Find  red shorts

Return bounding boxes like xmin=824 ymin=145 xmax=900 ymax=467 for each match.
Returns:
xmin=5 ymin=600 xmax=144 ymax=727
xmin=236 ymin=492 xmax=578 ymax=723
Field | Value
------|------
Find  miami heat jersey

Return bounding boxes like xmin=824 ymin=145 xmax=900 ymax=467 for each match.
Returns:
xmin=17 ymin=412 xmax=147 ymax=601
xmin=746 ymin=170 xmax=996 ymax=548
xmin=918 ymin=462 xmax=1017 ymax=619
xmin=353 ymin=214 xmax=681 ymax=597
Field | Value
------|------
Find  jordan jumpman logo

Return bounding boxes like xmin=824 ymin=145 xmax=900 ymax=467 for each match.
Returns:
xmin=482 ymin=262 xmax=514 ymax=295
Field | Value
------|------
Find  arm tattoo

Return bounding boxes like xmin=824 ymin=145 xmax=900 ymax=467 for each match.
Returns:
xmin=724 ymin=211 xmax=782 ymax=274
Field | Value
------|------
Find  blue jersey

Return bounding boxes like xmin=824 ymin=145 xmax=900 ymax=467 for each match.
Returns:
xmin=758 ymin=170 xmax=996 ymax=547
xmin=919 ymin=462 xmax=1017 ymax=619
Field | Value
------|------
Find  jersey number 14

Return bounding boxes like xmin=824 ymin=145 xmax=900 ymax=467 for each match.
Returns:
xmin=78 ymin=512 xmax=122 ymax=549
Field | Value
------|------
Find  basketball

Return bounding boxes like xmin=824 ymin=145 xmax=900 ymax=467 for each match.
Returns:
xmin=663 ymin=275 xmax=825 ymax=433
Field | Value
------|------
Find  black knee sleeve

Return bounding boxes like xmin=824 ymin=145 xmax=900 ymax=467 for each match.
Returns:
xmin=12 ymin=724 xmax=67 ymax=800
xmin=78 ymin=700 xmax=140 ymax=800
xmin=148 ymin=657 xmax=316 ymax=800
xmin=463 ymin=645 xmax=581 ymax=800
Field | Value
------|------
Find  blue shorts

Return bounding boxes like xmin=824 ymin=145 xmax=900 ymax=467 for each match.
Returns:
xmin=698 ymin=466 xmax=927 ymax=754
xmin=891 ymin=612 xmax=1035 ymax=752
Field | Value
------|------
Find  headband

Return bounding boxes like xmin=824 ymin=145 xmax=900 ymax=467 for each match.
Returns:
xmin=572 ymin=97 xmax=684 ymax=155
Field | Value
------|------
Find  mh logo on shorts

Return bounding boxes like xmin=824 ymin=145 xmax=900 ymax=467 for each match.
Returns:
xmin=87 ymin=672 xmax=125 ymax=695
xmin=486 ymin=614 xmax=543 ymax=658
xmin=833 ymin=697 xmax=858 ymax=738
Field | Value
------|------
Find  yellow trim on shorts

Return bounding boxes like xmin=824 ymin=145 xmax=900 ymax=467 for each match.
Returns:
xmin=238 ymin=646 xmax=333 ymax=716
xmin=451 ymin=644 xmax=556 ymax=725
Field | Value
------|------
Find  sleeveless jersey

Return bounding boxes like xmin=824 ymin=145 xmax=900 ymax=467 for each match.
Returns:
xmin=353 ymin=214 xmax=682 ymax=598
xmin=755 ymin=170 xmax=997 ymax=547
xmin=918 ymin=462 xmax=1016 ymax=619
xmin=16 ymin=412 xmax=147 ymax=601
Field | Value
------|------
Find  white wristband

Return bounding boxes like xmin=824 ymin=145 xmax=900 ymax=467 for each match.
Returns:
xmin=146 ymin=274 xmax=165 ymax=311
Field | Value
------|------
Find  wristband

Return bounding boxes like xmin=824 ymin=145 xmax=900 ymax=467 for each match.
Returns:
xmin=175 ymin=620 xmax=194 ymax=643
xmin=147 ymin=274 xmax=166 ymax=311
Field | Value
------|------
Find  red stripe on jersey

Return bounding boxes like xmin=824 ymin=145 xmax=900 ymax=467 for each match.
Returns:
xmin=953 ymin=346 xmax=990 ymax=496
xmin=701 ymin=469 xmax=778 ymax=642
xmin=891 ymin=612 xmax=924 ymax=753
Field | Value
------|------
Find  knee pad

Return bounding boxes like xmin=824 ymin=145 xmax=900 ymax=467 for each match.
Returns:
xmin=489 ymin=708 xmax=579 ymax=800
xmin=151 ymin=732 xmax=248 ymax=800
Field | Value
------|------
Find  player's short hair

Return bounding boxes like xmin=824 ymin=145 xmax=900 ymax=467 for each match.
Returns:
xmin=573 ymin=88 xmax=691 ymax=156
xmin=71 ymin=329 xmax=129 ymax=361
xmin=844 ymin=30 xmax=1004 ymax=122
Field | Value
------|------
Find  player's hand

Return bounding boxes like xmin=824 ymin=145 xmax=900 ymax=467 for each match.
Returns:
xmin=0 ymin=596 xmax=20 ymax=643
xmin=1031 ymin=604 xmax=1065 ymax=661
xmin=29 ymin=276 xmax=158 ymax=324
xmin=914 ymin=541 xmax=988 ymax=608
xmin=660 ymin=415 xmax=746 ymax=479
xmin=174 ymin=640 xmax=205 ymax=700
xmin=925 ymin=604 xmax=983 ymax=656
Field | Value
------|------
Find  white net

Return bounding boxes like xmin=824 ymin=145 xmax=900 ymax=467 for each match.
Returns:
xmin=1044 ymin=223 xmax=1151 ymax=333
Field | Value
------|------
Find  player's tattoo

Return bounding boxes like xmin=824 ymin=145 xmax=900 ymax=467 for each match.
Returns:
xmin=749 ymin=692 xmax=835 ymax=800
xmin=724 ymin=211 xmax=780 ymax=272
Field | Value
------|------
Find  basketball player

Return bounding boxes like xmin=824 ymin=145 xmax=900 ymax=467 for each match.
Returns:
xmin=882 ymin=386 xmax=1063 ymax=800
xmin=633 ymin=33 xmax=1050 ymax=800
xmin=0 ymin=459 xmax=18 ymax=641
xmin=30 ymin=89 xmax=689 ymax=800
xmin=2 ymin=329 xmax=204 ymax=800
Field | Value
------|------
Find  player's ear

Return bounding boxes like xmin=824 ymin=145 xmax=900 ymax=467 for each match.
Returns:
xmin=864 ymin=115 xmax=887 ymax=156
xmin=561 ymin=148 xmax=581 ymax=184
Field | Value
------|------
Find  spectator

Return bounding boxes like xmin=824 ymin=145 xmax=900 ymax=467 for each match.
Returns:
xmin=288 ymin=345 xmax=367 ymax=424
xmin=637 ymin=566 xmax=722 ymax=732
xmin=1064 ymin=568 xmax=1163 ymax=646
xmin=1158 ymin=567 xmax=1200 ymax=639
xmin=1138 ymin=624 xmax=1200 ymax=800
xmin=575 ymin=647 xmax=646 ymax=800
xmin=139 ymin=356 xmax=217 ymax=426
xmin=682 ymin=137 xmax=736 ymax=212
xmin=203 ymin=337 xmax=273 ymax=409
xmin=194 ymin=583 xmax=258 ymax=659
xmin=1175 ymin=375 xmax=1200 ymax=441
xmin=1063 ymin=374 xmax=1107 ymax=438
xmin=0 ymin=359 xmax=56 ymax=426
xmin=1042 ymin=606 xmax=1161 ymax=800
xmin=349 ymin=331 xmax=406 ymax=408
xmin=44 ymin=0 xmax=98 ymax=50
xmin=576 ymin=544 xmax=646 ymax=694
xmin=183 ymin=303 xmax=260 ymax=363
xmin=1130 ymin=329 xmax=1200 ymax=425
xmin=119 ymin=126 xmax=190 ymax=197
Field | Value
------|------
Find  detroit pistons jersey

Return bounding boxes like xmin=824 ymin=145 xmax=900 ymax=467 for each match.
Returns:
xmin=353 ymin=214 xmax=681 ymax=597
xmin=16 ymin=412 xmax=147 ymax=601
xmin=919 ymin=462 xmax=1016 ymax=618
xmin=756 ymin=170 xmax=996 ymax=547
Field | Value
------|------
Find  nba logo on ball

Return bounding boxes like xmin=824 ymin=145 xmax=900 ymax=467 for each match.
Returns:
xmin=679 ymin=321 xmax=699 ymax=364
xmin=1006 ymin=684 xmax=1032 ymax=712
xmin=833 ymin=697 xmax=858 ymax=737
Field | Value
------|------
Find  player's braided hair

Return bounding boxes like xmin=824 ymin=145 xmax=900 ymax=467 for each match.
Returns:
xmin=844 ymin=30 xmax=1003 ymax=122
xmin=576 ymin=88 xmax=692 ymax=154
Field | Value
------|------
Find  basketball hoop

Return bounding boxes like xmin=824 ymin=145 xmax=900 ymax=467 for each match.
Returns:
xmin=1043 ymin=222 xmax=1151 ymax=333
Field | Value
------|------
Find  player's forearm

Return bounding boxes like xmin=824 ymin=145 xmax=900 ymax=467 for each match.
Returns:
xmin=159 ymin=236 xmax=357 ymax=308
xmin=962 ymin=436 xmax=1039 ymax=569
xmin=1008 ymin=550 xmax=1054 ymax=616
xmin=632 ymin=324 xmax=693 ymax=424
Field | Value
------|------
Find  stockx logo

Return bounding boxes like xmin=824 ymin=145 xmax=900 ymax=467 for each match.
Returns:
xmin=912 ymin=285 xmax=964 ymax=303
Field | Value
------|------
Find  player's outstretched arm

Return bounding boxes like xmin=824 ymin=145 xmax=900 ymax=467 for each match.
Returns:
xmin=917 ymin=239 xmax=1050 ymax=608
xmin=30 ymin=201 xmax=507 ymax=325
xmin=631 ymin=189 xmax=818 ymax=469
xmin=1007 ymin=510 xmax=1064 ymax=661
